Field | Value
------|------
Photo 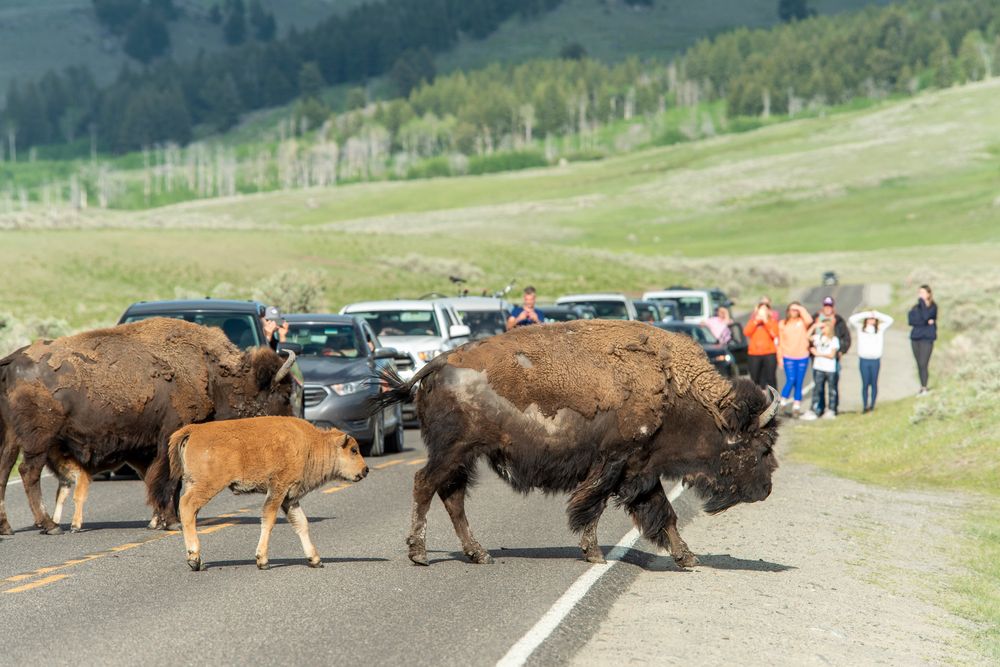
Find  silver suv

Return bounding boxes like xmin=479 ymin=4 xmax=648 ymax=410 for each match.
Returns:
xmin=339 ymin=299 xmax=471 ymax=423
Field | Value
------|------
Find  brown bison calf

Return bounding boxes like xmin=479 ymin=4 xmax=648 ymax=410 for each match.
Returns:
xmin=166 ymin=417 xmax=368 ymax=571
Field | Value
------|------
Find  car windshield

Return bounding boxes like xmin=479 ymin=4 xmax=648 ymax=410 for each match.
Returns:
xmin=660 ymin=324 xmax=719 ymax=345
xmin=458 ymin=310 xmax=506 ymax=338
xmin=122 ymin=312 xmax=261 ymax=349
xmin=540 ymin=308 xmax=576 ymax=322
xmin=634 ymin=303 xmax=659 ymax=323
xmin=562 ymin=300 xmax=628 ymax=320
xmin=286 ymin=323 xmax=362 ymax=358
xmin=352 ymin=310 xmax=440 ymax=338
xmin=674 ymin=297 xmax=706 ymax=319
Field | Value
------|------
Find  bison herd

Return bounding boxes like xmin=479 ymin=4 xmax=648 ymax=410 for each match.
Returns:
xmin=1 ymin=317 xmax=781 ymax=570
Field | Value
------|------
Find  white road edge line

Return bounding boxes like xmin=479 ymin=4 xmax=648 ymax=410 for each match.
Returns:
xmin=7 ymin=471 xmax=53 ymax=487
xmin=496 ymin=481 xmax=685 ymax=667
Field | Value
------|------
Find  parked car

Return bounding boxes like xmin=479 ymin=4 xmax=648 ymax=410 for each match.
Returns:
xmin=725 ymin=321 xmax=750 ymax=375
xmin=555 ymin=293 xmax=638 ymax=320
xmin=654 ymin=321 xmax=738 ymax=377
xmin=708 ymin=288 xmax=734 ymax=311
xmin=118 ymin=299 xmax=305 ymax=417
xmin=642 ymin=289 xmax=712 ymax=323
xmin=822 ymin=271 xmax=839 ymax=286
xmin=658 ymin=299 xmax=680 ymax=322
xmin=439 ymin=296 xmax=512 ymax=340
xmin=339 ymin=299 xmax=471 ymax=424
xmin=632 ymin=300 xmax=663 ymax=323
xmin=537 ymin=304 xmax=597 ymax=322
xmin=283 ymin=314 xmax=403 ymax=456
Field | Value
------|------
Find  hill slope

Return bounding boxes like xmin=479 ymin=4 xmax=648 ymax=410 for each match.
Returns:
xmin=0 ymin=0 xmax=360 ymax=94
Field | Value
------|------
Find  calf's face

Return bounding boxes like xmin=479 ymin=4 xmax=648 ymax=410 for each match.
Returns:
xmin=333 ymin=434 xmax=369 ymax=482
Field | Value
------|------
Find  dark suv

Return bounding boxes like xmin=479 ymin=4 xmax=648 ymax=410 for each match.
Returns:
xmin=118 ymin=299 xmax=305 ymax=418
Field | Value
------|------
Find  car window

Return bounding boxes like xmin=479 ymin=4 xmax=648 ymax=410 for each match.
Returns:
xmin=122 ymin=313 xmax=261 ymax=349
xmin=675 ymin=297 xmax=706 ymax=319
xmin=563 ymin=301 xmax=628 ymax=320
xmin=286 ymin=323 xmax=362 ymax=358
xmin=441 ymin=308 xmax=455 ymax=331
xmin=351 ymin=310 xmax=441 ymax=338
xmin=541 ymin=309 xmax=575 ymax=322
xmin=728 ymin=323 xmax=746 ymax=345
xmin=459 ymin=310 xmax=507 ymax=337
xmin=692 ymin=325 xmax=719 ymax=345
xmin=634 ymin=303 xmax=659 ymax=323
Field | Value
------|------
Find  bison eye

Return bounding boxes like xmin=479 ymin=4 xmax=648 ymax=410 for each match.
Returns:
xmin=351 ymin=447 xmax=359 ymax=455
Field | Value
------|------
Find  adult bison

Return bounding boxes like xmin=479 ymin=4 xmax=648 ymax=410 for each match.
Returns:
xmin=0 ymin=318 xmax=297 ymax=535
xmin=372 ymin=320 xmax=780 ymax=568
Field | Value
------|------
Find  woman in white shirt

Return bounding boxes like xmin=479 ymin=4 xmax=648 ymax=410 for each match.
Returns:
xmin=849 ymin=309 xmax=894 ymax=413
xmin=801 ymin=320 xmax=840 ymax=420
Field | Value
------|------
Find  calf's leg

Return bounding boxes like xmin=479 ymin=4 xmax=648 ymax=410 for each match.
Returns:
xmin=623 ymin=484 xmax=697 ymax=568
xmin=438 ymin=470 xmax=492 ymax=565
xmin=70 ymin=470 xmax=91 ymax=532
xmin=282 ymin=499 xmax=322 ymax=568
xmin=179 ymin=484 xmax=209 ymax=571
xmin=256 ymin=488 xmax=286 ymax=570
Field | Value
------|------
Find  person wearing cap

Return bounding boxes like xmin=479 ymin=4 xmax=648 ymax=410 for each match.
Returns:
xmin=810 ymin=296 xmax=851 ymax=416
xmin=262 ymin=305 xmax=289 ymax=352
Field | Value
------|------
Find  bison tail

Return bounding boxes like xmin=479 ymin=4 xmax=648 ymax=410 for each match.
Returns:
xmin=365 ymin=364 xmax=416 ymax=418
xmin=145 ymin=428 xmax=190 ymax=516
xmin=167 ymin=428 xmax=190 ymax=483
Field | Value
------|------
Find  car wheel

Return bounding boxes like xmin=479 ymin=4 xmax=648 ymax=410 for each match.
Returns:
xmin=385 ymin=420 xmax=404 ymax=454
xmin=367 ymin=414 xmax=386 ymax=457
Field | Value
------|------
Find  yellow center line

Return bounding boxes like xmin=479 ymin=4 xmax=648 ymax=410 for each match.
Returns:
xmin=197 ymin=522 xmax=236 ymax=535
xmin=406 ymin=458 xmax=427 ymax=466
xmin=5 ymin=574 xmax=70 ymax=595
xmin=373 ymin=460 xmax=404 ymax=470
xmin=322 ymin=484 xmax=349 ymax=494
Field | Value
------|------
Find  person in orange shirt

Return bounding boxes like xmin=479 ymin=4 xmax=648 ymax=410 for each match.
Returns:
xmin=743 ymin=301 xmax=779 ymax=389
xmin=777 ymin=302 xmax=813 ymax=416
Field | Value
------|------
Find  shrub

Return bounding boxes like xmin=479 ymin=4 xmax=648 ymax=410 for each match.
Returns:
xmin=467 ymin=151 xmax=547 ymax=176
xmin=0 ymin=312 xmax=71 ymax=357
xmin=252 ymin=269 xmax=326 ymax=313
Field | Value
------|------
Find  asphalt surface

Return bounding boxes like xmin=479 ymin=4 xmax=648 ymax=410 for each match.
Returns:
xmin=0 ymin=429 xmax=698 ymax=666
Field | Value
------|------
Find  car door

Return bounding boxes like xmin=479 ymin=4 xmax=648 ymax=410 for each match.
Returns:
xmin=727 ymin=322 xmax=749 ymax=374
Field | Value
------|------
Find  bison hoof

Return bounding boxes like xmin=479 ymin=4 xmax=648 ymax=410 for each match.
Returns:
xmin=0 ymin=522 xmax=13 ymax=536
xmin=407 ymin=537 xmax=429 ymax=566
xmin=42 ymin=525 xmax=63 ymax=536
xmin=584 ymin=551 xmax=607 ymax=565
xmin=673 ymin=552 xmax=699 ymax=569
xmin=70 ymin=526 xmax=83 ymax=534
xmin=467 ymin=549 xmax=494 ymax=565
xmin=308 ymin=559 xmax=324 ymax=569
xmin=257 ymin=561 xmax=270 ymax=571
xmin=187 ymin=558 xmax=205 ymax=572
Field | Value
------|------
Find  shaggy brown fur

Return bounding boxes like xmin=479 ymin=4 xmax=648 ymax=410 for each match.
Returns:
xmin=0 ymin=318 xmax=296 ymax=536
xmin=167 ymin=417 xmax=368 ymax=571
xmin=371 ymin=320 xmax=780 ymax=568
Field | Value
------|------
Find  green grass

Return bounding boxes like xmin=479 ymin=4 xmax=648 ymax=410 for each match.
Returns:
xmin=789 ymin=388 xmax=1000 ymax=658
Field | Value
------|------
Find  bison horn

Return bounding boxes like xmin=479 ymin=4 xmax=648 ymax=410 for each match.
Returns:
xmin=758 ymin=385 xmax=780 ymax=428
xmin=273 ymin=349 xmax=296 ymax=385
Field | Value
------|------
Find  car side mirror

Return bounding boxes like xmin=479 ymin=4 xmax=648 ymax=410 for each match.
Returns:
xmin=373 ymin=346 xmax=397 ymax=359
xmin=277 ymin=342 xmax=302 ymax=355
xmin=449 ymin=324 xmax=471 ymax=339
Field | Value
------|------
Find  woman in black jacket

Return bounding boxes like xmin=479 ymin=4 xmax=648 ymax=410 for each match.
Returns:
xmin=908 ymin=285 xmax=937 ymax=395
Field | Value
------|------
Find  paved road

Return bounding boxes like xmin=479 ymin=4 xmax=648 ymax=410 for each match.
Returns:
xmin=0 ymin=430 xmax=683 ymax=666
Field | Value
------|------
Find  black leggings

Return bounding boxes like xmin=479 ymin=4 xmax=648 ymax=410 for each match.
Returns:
xmin=911 ymin=339 xmax=934 ymax=388
xmin=749 ymin=354 xmax=778 ymax=389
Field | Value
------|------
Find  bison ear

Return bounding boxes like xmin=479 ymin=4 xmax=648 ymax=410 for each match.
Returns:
xmin=251 ymin=348 xmax=283 ymax=390
xmin=337 ymin=433 xmax=350 ymax=449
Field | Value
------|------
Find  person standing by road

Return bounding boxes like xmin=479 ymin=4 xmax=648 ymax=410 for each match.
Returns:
xmin=744 ymin=301 xmax=779 ymax=389
xmin=262 ymin=305 xmax=289 ymax=352
xmin=811 ymin=296 xmax=851 ymax=416
xmin=706 ymin=305 xmax=733 ymax=346
xmin=506 ymin=285 xmax=546 ymax=330
xmin=849 ymin=309 xmax=894 ymax=413
xmin=908 ymin=285 xmax=937 ymax=395
xmin=801 ymin=320 xmax=840 ymax=420
xmin=778 ymin=302 xmax=813 ymax=416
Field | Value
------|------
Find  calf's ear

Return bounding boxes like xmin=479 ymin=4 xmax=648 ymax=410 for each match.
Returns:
xmin=330 ymin=432 xmax=349 ymax=448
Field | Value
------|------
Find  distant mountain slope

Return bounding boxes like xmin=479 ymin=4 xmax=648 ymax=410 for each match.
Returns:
xmin=437 ymin=0 xmax=893 ymax=71
xmin=0 ymin=0 xmax=360 ymax=93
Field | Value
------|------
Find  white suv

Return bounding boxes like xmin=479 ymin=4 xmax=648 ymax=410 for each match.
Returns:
xmin=642 ymin=289 xmax=712 ymax=323
xmin=555 ymin=293 xmax=638 ymax=320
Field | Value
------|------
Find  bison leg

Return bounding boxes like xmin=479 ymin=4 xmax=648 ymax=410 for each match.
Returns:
xmin=438 ymin=477 xmax=492 ymax=565
xmin=406 ymin=468 xmax=436 ymax=566
xmin=255 ymin=488 xmax=286 ymax=570
xmin=0 ymin=434 xmax=20 ymax=536
xmin=282 ymin=499 xmax=321 ymax=568
xmin=70 ymin=468 xmax=91 ymax=533
xmin=578 ymin=515 xmax=607 ymax=564
xmin=624 ymin=484 xmax=698 ymax=569
xmin=19 ymin=455 xmax=62 ymax=535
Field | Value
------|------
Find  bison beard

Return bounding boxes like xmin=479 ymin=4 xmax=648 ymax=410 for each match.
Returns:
xmin=0 ymin=318 xmax=297 ymax=535
xmin=371 ymin=320 xmax=780 ymax=568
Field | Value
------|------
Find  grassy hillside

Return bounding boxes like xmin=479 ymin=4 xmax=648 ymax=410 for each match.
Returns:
xmin=437 ymin=0 xmax=892 ymax=71
xmin=0 ymin=0 xmax=360 ymax=94
xmin=1 ymin=78 xmax=998 ymax=328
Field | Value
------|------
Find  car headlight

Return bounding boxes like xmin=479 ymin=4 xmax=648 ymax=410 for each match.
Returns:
xmin=417 ymin=349 xmax=441 ymax=362
xmin=330 ymin=380 xmax=366 ymax=396
xmin=712 ymin=353 xmax=732 ymax=363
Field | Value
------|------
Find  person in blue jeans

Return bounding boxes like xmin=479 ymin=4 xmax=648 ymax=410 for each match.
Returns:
xmin=801 ymin=320 xmax=840 ymax=420
xmin=777 ymin=302 xmax=813 ymax=416
xmin=849 ymin=309 xmax=894 ymax=413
